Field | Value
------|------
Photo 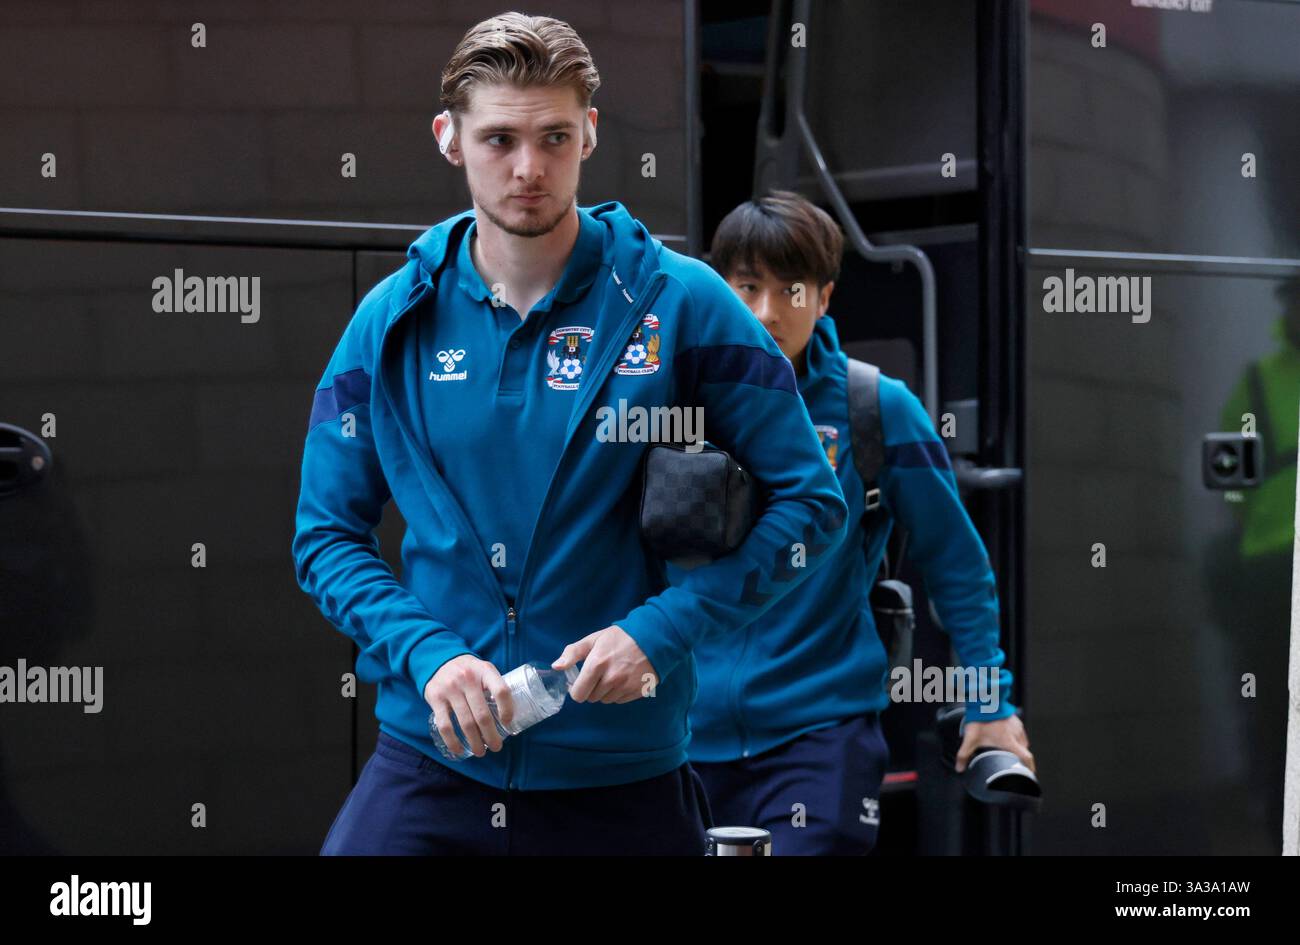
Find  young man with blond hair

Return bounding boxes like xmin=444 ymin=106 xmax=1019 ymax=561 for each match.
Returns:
xmin=293 ymin=16 xmax=847 ymax=855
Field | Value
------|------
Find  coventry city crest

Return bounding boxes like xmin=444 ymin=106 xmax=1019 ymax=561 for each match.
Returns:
xmin=546 ymin=325 xmax=595 ymax=390
xmin=815 ymin=424 xmax=840 ymax=471
xmin=614 ymin=314 xmax=662 ymax=375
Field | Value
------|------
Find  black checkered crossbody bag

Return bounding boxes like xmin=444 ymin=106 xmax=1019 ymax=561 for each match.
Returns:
xmin=638 ymin=442 xmax=761 ymax=568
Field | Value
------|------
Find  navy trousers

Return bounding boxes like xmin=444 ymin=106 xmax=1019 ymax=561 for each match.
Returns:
xmin=321 ymin=731 xmax=714 ymax=855
xmin=690 ymin=713 xmax=891 ymax=855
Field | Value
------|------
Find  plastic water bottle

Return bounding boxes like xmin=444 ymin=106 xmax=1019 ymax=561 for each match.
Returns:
xmin=427 ymin=661 xmax=580 ymax=761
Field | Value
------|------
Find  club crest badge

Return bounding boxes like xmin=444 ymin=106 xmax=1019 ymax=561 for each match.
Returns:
xmin=545 ymin=325 xmax=595 ymax=390
xmin=815 ymin=424 xmax=840 ymax=471
xmin=614 ymin=314 xmax=662 ymax=375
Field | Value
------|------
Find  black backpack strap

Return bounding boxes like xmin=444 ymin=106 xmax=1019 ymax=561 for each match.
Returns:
xmin=887 ymin=527 xmax=911 ymax=580
xmin=847 ymin=356 xmax=913 ymax=582
xmin=846 ymin=357 xmax=884 ymax=513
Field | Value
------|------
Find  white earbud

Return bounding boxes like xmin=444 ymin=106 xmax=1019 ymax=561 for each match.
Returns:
xmin=437 ymin=109 xmax=456 ymax=155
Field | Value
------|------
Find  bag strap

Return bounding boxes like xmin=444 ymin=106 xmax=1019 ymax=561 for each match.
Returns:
xmin=885 ymin=528 xmax=911 ymax=582
xmin=846 ymin=357 xmax=913 ymax=580
xmin=846 ymin=357 xmax=884 ymax=513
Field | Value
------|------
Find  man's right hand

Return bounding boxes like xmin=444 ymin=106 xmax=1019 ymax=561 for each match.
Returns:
xmin=423 ymin=655 xmax=515 ymax=758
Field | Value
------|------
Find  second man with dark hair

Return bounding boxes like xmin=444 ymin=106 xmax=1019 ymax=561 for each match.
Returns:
xmin=688 ymin=190 xmax=1035 ymax=855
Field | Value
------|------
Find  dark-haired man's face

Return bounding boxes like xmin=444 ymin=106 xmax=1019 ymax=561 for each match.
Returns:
xmin=445 ymin=82 xmax=597 ymax=238
xmin=725 ymin=263 xmax=833 ymax=374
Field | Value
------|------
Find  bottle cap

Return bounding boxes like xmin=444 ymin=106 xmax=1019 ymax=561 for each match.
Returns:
xmin=706 ymin=826 xmax=771 ymax=856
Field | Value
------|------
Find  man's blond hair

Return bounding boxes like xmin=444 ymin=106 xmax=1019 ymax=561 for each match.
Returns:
xmin=440 ymin=12 xmax=601 ymax=117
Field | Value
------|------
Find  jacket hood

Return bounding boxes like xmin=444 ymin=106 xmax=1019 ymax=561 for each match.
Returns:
xmin=402 ymin=200 xmax=664 ymax=321
xmin=798 ymin=312 xmax=844 ymax=394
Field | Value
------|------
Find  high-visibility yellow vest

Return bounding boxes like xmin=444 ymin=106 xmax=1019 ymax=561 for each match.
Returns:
xmin=1219 ymin=318 xmax=1300 ymax=559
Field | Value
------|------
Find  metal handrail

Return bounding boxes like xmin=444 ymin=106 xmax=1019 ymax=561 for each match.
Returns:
xmin=795 ymin=113 xmax=939 ymax=423
xmin=755 ymin=0 xmax=939 ymax=423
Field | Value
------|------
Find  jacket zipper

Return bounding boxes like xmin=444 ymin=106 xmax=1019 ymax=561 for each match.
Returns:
xmin=729 ymin=624 xmax=752 ymax=758
xmin=506 ymin=602 xmax=518 ymax=789
xmin=506 ymin=269 xmax=664 ymax=788
xmin=512 ymin=270 xmax=669 ymax=618
xmin=376 ymin=281 xmax=520 ymax=785
xmin=375 ymin=268 xmax=666 ymax=789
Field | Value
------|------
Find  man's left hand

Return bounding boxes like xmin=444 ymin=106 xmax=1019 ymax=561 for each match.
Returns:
xmin=553 ymin=625 xmax=658 ymax=704
xmin=955 ymin=714 xmax=1035 ymax=774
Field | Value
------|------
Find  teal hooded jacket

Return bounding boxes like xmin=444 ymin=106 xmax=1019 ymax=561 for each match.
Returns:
xmin=291 ymin=202 xmax=849 ymax=790
xmin=687 ymin=313 xmax=1016 ymax=762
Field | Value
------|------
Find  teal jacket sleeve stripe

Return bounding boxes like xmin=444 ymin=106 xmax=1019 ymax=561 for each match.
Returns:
xmin=291 ymin=301 xmax=476 ymax=697
xmin=878 ymin=377 xmax=1016 ymax=721
xmin=616 ymin=269 xmax=850 ymax=684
